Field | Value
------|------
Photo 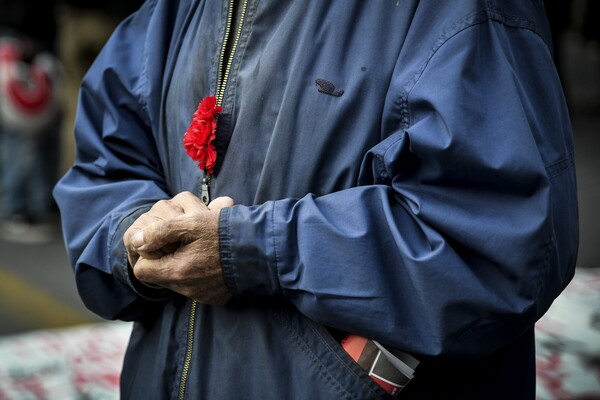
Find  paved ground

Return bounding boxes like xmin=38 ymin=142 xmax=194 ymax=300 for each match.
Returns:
xmin=0 ymin=220 xmax=102 ymax=335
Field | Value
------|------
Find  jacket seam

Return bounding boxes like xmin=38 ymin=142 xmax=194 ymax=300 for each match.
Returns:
xmin=397 ymin=8 xmax=548 ymax=134
xmin=545 ymin=149 xmax=575 ymax=178
xmin=534 ymin=232 xmax=556 ymax=309
xmin=135 ymin=0 xmax=157 ymax=128
xmin=219 ymin=207 xmax=241 ymax=297
xmin=373 ymin=135 xmax=402 ymax=183
xmin=271 ymin=201 xmax=281 ymax=291
xmin=273 ymin=310 xmax=375 ymax=400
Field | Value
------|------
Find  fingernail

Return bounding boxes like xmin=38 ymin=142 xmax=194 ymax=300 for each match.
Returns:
xmin=132 ymin=231 xmax=145 ymax=248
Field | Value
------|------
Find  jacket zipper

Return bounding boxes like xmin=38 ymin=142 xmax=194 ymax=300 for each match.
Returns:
xmin=178 ymin=300 xmax=197 ymax=400
xmin=200 ymin=0 xmax=248 ymax=206
xmin=216 ymin=0 xmax=248 ymax=107
xmin=200 ymin=176 xmax=211 ymax=205
xmin=178 ymin=1 xmax=248 ymax=398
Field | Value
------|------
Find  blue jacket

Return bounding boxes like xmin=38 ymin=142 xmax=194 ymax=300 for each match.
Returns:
xmin=54 ymin=0 xmax=578 ymax=398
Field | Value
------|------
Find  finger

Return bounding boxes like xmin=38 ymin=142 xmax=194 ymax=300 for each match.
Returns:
xmin=133 ymin=242 xmax=181 ymax=261
xmin=133 ymin=251 xmax=190 ymax=289
xmin=132 ymin=256 xmax=169 ymax=286
xmin=131 ymin=214 xmax=203 ymax=253
xmin=208 ymin=196 xmax=235 ymax=210
xmin=127 ymin=230 xmax=181 ymax=261
xmin=150 ymin=198 xmax=186 ymax=217
xmin=133 ymin=244 xmax=231 ymax=305
xmin=124 ymin=213 xmax=155 ymax=251
xmin=131 ymin=191 xmax=221 ymax=253
xmin=127 ymin=252 xmax=140 ymax=270
xmin=171 ymin=191 xmax=209 ymax=213
xmin=124 ymin=195 xmax=195 ymax=257
xmin=124 ymin=200 xmax=184 ymax=252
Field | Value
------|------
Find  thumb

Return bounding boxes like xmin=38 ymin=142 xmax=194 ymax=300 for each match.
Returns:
xmin=208 ymin=196 xmax=235 ymax=210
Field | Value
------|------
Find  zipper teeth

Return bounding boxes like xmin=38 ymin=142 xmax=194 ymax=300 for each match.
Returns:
xmin=216 ymin=0 xmax=248 ymax=106
xmin=216 ymin=3 xmax=234 ymax=105
xmin=179 ymin=1 xmax=249 ymax=397
xmin=178 ymin=300 xmax=198 ymax=400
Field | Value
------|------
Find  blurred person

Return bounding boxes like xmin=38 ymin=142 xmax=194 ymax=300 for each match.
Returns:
xmin=55 ymin=0 xmax=145 ymax=174
xmin=54 ymin=1 xmax=578 ymax=399
xmin=0 ymin=0 xmax=62 ymax=243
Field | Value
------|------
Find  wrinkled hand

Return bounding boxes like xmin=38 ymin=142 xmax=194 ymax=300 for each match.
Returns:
xmin=123 ymin=192 xmax=235 ymax=305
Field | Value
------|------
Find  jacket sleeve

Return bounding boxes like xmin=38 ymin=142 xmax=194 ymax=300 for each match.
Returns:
xmin=219 ymin=16 xmax=579 ymax=358
xmin=53 ymin=0 xmax=175 ymax=321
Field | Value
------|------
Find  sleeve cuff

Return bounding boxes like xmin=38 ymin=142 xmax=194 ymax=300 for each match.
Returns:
xmin=219 ymin=203 xmax=284 ymax=298
xmin=110 ymin=206 xmax=173 ymax=302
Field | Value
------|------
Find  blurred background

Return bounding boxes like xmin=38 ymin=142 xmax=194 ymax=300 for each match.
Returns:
xmin=0 ymin=0 xmax=145 ymax=333
xmin=0 ymin=0 xmax=598 ymax=399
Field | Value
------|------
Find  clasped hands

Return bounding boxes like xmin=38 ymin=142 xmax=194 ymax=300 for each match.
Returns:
xmin=123 ymin=192 xmax=234 ymax=305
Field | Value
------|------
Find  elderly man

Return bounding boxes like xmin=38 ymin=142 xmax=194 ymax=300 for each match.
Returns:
xmin=54 ymin=1 xmax=578 ymax=398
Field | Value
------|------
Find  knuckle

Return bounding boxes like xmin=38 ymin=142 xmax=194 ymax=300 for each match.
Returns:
xmin=153 ymin=199 xmax=169 ymax=210
xmin=177 ymin=191 xmax=193 ymax=199
xmin=153 ymin=198 xmax=181 ymax=215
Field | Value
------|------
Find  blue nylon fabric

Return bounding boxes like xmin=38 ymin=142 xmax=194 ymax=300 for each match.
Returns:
xmin=53 ymin=0 xmax=578 ymax=398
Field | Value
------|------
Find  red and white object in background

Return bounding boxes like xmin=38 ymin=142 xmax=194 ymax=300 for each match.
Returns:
xmin=0 ymin=38 xmax=61 ymax=136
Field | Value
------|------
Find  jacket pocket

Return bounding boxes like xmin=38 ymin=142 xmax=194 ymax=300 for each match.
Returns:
xmin=272 ymin=305 xmax=393 ymax=400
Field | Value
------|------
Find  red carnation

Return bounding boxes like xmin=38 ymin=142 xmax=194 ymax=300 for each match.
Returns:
xmin=183 ymin=96 xmax=222 ymax=174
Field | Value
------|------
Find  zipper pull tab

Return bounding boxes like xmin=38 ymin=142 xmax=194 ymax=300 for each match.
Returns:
xmin=201 ymin=176 xmax=211 ymax=205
